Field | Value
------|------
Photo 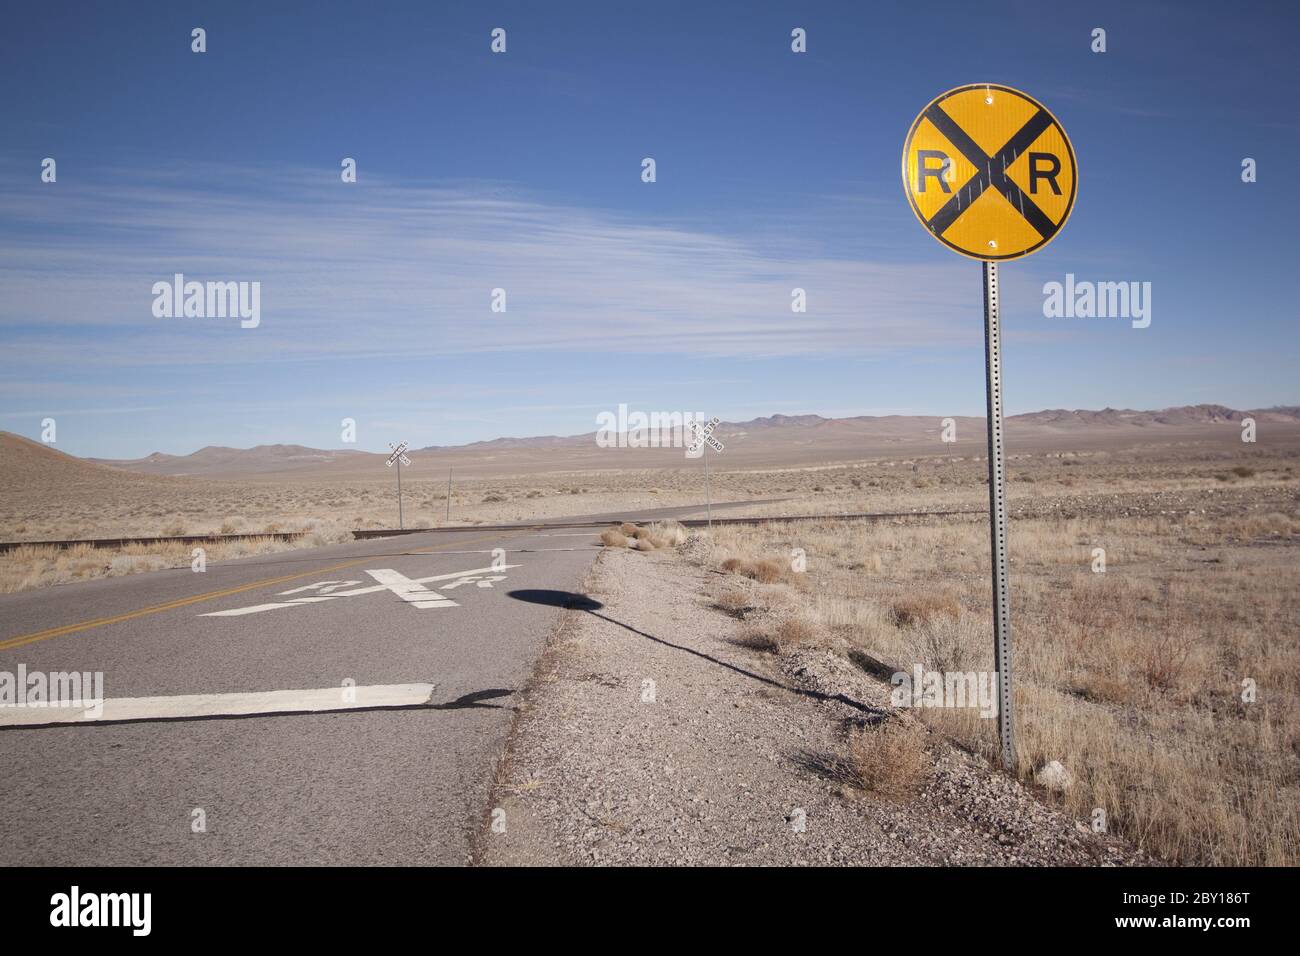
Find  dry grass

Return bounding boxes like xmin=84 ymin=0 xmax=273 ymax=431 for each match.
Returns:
xmin=844 ymin=719 xmax=933 ymax=799
xmin=888 ymin=593 xmax=961 ymax=628
xmin=736 ymin=614 xmax=820 ymax=653
xmin=720 ymin=557 xmax=791 ymax=584
xmin=0 ymin=535 xmax=311 ymax=592
xmin=713 ymin=587 xmax=755 ymax=619
xmin=645 ymin=521 xmax=688 ymax=548
xmin=599 ymin=521 xmax=687 ymax=552
xmin=599 ymin=529 xmax=629 ymax=548
xmin=689 ymin=451 xmax=1300 ymax=865
xmin=1138 ymin=630 xmax=1194 ymax=692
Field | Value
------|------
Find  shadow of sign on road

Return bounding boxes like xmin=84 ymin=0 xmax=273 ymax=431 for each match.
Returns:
xmin=506 ymin=589 xmax=882 ymax=717
xmin=506 ymin=589 xmax=604 ymax=612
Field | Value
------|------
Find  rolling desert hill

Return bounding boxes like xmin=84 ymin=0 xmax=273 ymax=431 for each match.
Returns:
xmin=106 ymin=444 xmax=373 ymax=478
xmin=57 ymin=404 xmax=1300 ymax=482
xmin=0 ymin=432 xmax=187 ymax=537
xmin=0 ymin=431 xmax=173 ymax=493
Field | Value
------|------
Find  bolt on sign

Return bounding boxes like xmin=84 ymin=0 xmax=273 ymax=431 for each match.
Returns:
xmin=902 ymin=84 xmax=1076 ymax=771
xmin=902 ymin=84 xmax=1077 ymax=260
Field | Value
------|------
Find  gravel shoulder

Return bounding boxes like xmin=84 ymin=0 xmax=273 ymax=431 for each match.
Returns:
xmin=476 ymin=543 xmax=1146 ymax=866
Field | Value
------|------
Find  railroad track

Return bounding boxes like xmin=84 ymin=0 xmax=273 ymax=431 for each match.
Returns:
xmin=352 ymin=509 xmax=984 ymax=539
xmin=0 ymin=531 xmax=309 ymax=555
xmin=0 ymin=512 xmax=984 ymax=553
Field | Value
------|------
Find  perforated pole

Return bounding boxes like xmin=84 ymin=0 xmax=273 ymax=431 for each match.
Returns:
xmin=983 ymin=260 xmax=1015 ymax=770
xmin=704 ymin=444 xmax=712 ymax=528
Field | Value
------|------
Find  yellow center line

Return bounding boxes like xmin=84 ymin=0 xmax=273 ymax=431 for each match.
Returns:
xmin=0 ymin=530 xmax=520 ymax=653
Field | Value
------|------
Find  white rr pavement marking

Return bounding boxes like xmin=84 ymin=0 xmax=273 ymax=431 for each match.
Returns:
xmin=199 ymin=564 xmax=520 ymax=617
xmin=0 ymin=683 xmax=437 ymax=728
xmin=279 ymin=581 xmax=362 ymax=595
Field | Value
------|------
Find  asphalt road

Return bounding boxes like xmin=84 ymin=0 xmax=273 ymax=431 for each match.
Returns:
xmin=0 ymin=503 xmax=729 ymax=865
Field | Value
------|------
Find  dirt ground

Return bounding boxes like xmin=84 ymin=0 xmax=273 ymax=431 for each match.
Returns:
xmin=477 ymin=544 xmax=1144 ymax=866
xmin=479 ymin=454 xmax=1298 ymax=866
xmin=647 ymin=467 xmax=1300 ymax=866
xmin=4 ymin=436 xmax=1295 ymax=593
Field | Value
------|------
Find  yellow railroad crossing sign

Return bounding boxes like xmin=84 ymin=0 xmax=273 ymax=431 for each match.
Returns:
xmin=902 ymin=83 xmax=1077 ymax=261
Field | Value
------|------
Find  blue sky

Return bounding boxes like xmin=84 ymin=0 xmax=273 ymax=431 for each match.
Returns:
xmin=2 ymin=0 xmax=1297 ymax=457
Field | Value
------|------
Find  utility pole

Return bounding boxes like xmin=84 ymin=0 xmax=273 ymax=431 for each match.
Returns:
xmin=446 ymin=465 xmax=453 ymax=524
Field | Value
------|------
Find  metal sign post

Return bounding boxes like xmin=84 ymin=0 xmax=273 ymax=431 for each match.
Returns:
xmin=982 ymin=260 xmax=1014 ymax=770
xmin=386 ymin=440 xmax=411 ymax=530
xmin=902 ymin=84 xmax=1078 ymax=771
xmin=687 ymin=417 xmax=724 ymax=529
xmin=704 ymin=444 xmax=711 ymax=527
xmin=446 ymin=465 xmax=453 ymax=524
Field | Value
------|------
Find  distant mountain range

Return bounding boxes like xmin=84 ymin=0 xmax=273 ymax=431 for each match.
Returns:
xmin=118 ymin=444 xmax=373 ymax=477
xmin=1012 ymin=404 xmax=1300 ymax=427
xmin=51 ymin=404 xmax=1297 ymax=481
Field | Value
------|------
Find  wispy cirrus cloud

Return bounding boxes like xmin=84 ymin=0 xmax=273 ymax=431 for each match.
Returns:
xmin=0 ymin=161 xmax=1003 ymax=376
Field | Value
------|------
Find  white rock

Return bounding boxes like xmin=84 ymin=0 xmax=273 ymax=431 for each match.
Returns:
xmin=1035 ymin=760 xmax=1074 ymax=792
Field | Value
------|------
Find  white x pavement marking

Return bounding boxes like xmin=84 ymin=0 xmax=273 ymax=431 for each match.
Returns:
xmin=199 ymin=563 xmax=520 ymax=617
xmin=366 ymin=568 xmax=459 ymax=609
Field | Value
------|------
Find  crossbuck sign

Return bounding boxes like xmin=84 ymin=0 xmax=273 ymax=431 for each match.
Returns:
xmin=687 ymin=416 xmax=723 ymax=455
xmin=386 ymin=440 xmax=412 ymax=529
xmin=386 ymin=440 xmax=410 ymax=467
xmin=902 ymin=84 xmax=1078 ymax=770
xmin=687 ymin=417 xmax=723 ymax=527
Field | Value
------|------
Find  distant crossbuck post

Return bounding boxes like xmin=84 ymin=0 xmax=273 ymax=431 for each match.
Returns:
xmin=686 ymin=417 xmax=724 ymax=527
xmin=386 ymin=440 xmax=412 ymax=530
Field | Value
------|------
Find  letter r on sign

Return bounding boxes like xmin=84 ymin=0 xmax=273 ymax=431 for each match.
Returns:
xmin=1029 ymin=152 xmax=1062 ymax=195
xmin=916 ymin=150 xmax=952 ymax=193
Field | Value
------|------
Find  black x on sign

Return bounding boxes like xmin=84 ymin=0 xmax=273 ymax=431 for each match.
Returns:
xmin=902 ymin=84 xmax=1077 ymax=260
